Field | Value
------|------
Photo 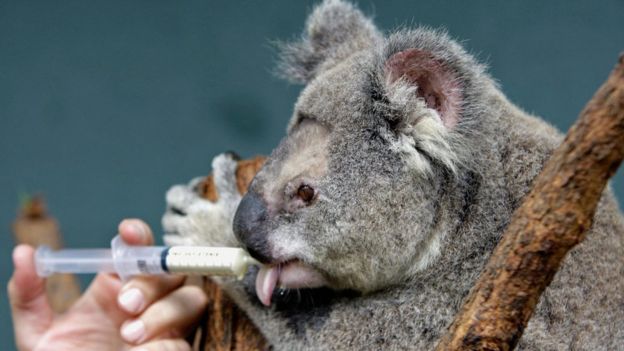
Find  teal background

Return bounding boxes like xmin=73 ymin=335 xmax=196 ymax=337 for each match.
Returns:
xmin=1 ymin=0 xmax=622 ymax=348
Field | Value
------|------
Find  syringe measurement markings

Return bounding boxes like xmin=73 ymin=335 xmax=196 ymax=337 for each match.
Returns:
xmin=137 ymin=259 xmax=148 ymax=273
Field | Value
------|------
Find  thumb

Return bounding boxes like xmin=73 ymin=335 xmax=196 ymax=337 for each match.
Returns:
xmin=8 ymin=245 xmax=53 ymax=350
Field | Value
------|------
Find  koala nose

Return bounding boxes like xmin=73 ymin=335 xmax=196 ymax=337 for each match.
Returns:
xmin=233 ymin=190 xmax=273 ymax=263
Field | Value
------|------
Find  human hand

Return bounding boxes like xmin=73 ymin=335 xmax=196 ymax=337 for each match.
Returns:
xmin=9 ymin=219 xmax=208 ymax=351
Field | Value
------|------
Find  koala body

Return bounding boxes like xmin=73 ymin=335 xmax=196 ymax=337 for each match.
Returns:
xmin=163 ymin=1 xmax=624 ymax=349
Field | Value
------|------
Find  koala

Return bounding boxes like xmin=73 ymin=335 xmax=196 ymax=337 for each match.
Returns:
xmin=162 ymin=0 xmax=624 ymax=349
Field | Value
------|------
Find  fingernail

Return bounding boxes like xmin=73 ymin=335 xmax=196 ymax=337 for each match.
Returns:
xmin=118 ymin=288 xmax=145 ymax=314
xmin=131 ymin=223 xmax=146 ymax=239
xmin=121 ymin=319 xmax=146 ymax=343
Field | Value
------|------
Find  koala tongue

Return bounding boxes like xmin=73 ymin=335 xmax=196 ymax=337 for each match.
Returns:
xmin=256 ymin=265 xmax=279 ymax=306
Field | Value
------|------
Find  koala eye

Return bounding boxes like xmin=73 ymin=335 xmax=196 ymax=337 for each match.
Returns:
xmin=296 ymin=184 xmax=315 ymax=203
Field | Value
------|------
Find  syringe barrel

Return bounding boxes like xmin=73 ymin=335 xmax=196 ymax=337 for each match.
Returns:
xmin=111 ymin=235 xmax=167 ymax=281
xmin=34 ymin=235 xmax=260 ymax=280
xmin=35 ymin=247 xmax=116 ymax=277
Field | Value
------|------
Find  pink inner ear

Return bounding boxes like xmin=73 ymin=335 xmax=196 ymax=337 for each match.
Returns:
xmin=385 ymin=49 xmax=462 ymax=128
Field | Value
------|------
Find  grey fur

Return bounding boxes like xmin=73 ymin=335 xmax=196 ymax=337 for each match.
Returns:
xmin=162 ymin=1 xmax=624 ymax=349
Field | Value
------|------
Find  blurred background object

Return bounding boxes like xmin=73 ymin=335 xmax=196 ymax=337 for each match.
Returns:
xmin=1 ymin=0 xmax=623 ymax=348
xmin=12 ymin=196 xmax=81 ymax=313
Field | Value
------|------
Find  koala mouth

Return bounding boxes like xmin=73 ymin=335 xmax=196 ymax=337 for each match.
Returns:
xmin=255 ymin=259 xmax=327 ymax=306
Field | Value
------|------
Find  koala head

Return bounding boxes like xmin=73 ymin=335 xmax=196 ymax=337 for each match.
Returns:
xmin=233 ymin=0 xmax=494 ymax=306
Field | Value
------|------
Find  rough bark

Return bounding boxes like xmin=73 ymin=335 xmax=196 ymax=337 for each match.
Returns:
xmin=435 ymin=56 xmax=624 ymax=351
xmin=12 ymin=196 xmax=81 ymax=313
xmin=191 ymin=277 xmax=268 ymax=351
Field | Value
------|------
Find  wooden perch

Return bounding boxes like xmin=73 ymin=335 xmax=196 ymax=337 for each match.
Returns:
xmin=435 ymin=56 xmax=624 ymax=350
xmin=12 ymin=196 xmax=81 ymax=313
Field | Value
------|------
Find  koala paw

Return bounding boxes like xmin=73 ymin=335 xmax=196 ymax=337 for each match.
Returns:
xmin=162 ymin=152 xmax=265 ymax=247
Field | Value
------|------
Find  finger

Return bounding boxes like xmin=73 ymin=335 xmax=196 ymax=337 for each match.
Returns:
xmin=75 ymin=272 xmax=125 ymax=324
xmin=118 ymin=218 xmax=154 ymax=246
xmin=75 ymin=219 xmax=156 ymax=322
xmin=120 ymin=285 xmax=208 ymax=345
xmin=8 ymin=245 xmax=53 ymax=350
xmin=117 ymin=274 xmax=186 ymax=315
xmin=129 ymin=338 xmax=191 ymax=351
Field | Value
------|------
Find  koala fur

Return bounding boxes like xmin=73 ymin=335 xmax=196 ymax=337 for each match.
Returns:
xmin=162 ymin=1 xmax=624 ymax=349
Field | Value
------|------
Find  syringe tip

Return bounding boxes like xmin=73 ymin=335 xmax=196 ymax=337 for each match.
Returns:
xmin=34 ymin=245 xmax=53 ymax=277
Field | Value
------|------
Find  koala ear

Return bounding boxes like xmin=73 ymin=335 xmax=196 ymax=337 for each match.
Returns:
xmin=277 ymin=0 xmax=381 ymax=83
xmin=384 ymin=49 xmax=463 ymax=129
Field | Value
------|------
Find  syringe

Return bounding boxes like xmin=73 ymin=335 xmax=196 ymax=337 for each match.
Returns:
xmin=35 ymin=235 xmax=260 ymax=281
